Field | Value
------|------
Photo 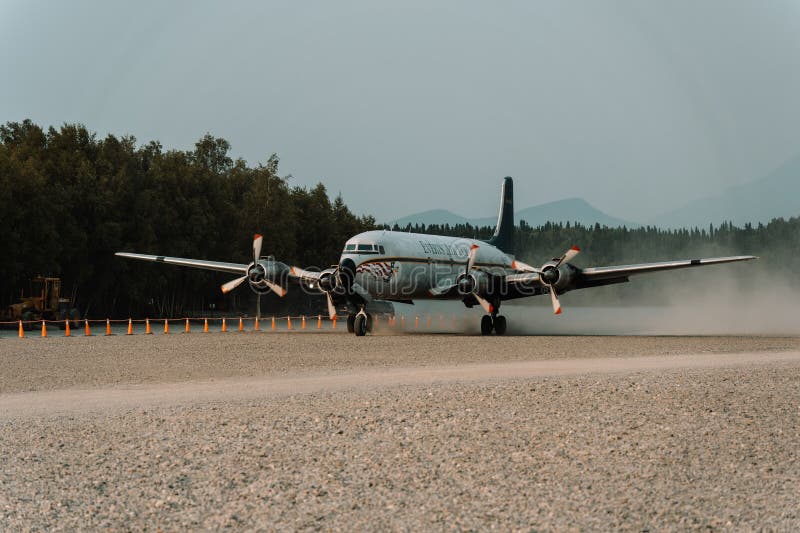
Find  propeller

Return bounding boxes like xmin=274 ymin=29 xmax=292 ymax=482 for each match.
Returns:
xmin=511 ymin=246 xmax=580 ymax=315
xmin=220 ymin=234 xmax=287 ymax=297
xmin=544 ymin=246 xmax=579 ymax=315
xmin=465 ymin=245 xmax=494 ymax=315
xmin=290 ymin=266 xmax=340 ymax=320
xmin=326 ymin=293 xmax=337 ymax=320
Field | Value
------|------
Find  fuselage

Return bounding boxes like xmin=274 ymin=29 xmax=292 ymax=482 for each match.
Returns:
xmin=339 ymin=230 xmax=513 ymax=299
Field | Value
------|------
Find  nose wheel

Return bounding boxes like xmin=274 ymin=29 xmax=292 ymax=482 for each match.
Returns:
xmin=349 ymin=311 xmax=373 ymax=336
xmin=480 ymin=314 xmax=507 ymax=336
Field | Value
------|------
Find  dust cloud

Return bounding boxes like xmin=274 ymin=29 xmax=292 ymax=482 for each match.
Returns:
xmin=383 ymin=268 xmax=800 ymax=336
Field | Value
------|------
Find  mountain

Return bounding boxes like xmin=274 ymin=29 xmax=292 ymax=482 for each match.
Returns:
xmin=388 ymin=198 xmax=634 ymax=229
xmin=390 ymin=209 xmax=471 ymax=227
xmin=649 ymin=153 xmax=800 ymax=228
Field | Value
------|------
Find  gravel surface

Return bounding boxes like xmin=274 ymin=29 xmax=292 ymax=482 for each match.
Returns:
xmin=1 ymin=333 xmax=797 ymax=393
xmin=1 ymin=335 xmax=799 ymax=530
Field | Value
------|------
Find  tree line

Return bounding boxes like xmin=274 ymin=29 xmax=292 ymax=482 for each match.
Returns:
xmin=0 ymin=120 xmax=374 ymax=318
xmin=2 ymin=120 xmax=796 ymax=317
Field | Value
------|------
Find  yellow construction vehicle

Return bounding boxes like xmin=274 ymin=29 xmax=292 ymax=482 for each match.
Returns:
xmin=1 ymin=276 xmax=80 ymax=329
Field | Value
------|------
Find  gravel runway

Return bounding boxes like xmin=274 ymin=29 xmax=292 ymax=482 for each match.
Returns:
xmin=1 ymin=333 xmax=799 ymax=530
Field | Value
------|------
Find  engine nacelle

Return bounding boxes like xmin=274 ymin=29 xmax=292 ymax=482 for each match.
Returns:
xmin=456 ymin=271 xmax=491 ymax=296
xmin=539 ymin=262 xmax=578 ymax=291
xmin=317 ymin=269 xmax=338 ymax=293
xmin=247 ymin=259 xmax=289 ymax=295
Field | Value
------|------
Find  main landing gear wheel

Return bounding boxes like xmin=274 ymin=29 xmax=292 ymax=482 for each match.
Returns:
xmin=480 ymin=314 xmax=507 ymax=336
xmin=354 ymin=314 xmax=368 ymax=336
xmin=494 ymin=315 xmax=507 ymax=335
xmin=480 ymin=315 xmax=493 ymax=335
xmin=347 ymin=314 xmax=356 ymax=334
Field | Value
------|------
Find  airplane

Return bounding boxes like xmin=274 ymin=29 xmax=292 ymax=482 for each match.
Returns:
xmin=116 ymin=177 xmax=756 ymax=336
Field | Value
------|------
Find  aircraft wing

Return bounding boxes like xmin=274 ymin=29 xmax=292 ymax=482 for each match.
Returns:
xmin=115 ymin=252 xmax=248 ymax=275
xmin=500 ymin=254 xmax=756 ymax=304
xmin=577 ymin=255 xmax=756 ymax=283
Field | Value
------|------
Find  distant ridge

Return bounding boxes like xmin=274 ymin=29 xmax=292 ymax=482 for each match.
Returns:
xmin=388 ymin=198 xmax=634 ymax=229
xmin=649 ymin=153 xmax=800 ymax=228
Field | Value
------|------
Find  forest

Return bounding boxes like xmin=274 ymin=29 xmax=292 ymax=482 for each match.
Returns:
xmin=2 ymin=120 xmax=797 ymax=318
xmin=0 ymin=121 xmax=374 ymax=318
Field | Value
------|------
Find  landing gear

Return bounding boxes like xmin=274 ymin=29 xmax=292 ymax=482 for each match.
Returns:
xmin=480 ymin=314 xmax=507 ymax=336
xmin=349 ymin=310 xmax=373 ymax=336
xmin=480 ymin=315 xmax=493 ymax=335
xmin=354 ymin=313 xmax=370 ymax=336
xmin=494 ymin=315 xmax=507 ymax=335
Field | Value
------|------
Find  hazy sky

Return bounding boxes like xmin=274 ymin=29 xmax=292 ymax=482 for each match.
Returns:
xmin=2 ymin=1 xmax=799 ymax=222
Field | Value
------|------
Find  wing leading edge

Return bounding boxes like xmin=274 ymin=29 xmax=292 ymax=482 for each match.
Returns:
xmin=114 ymin=252 xmax=248 ymax=275
xmin=578 ymin=255 xmax=757 ymax=282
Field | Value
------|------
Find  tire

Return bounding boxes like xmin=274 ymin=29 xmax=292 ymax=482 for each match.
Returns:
xmin=347 ymin=314 xmax=356 ymax=334
xmin=480 ymin=315 xmax=493 ymax=335
xmin=354 ymin=314 xmax=368 ymax=336
xmin=494 ymin=315 xmax=507 ymax=335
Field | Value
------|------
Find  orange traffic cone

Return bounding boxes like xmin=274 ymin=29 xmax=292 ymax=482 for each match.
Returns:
xmin=185 ymin=318 xmax=190 ymax=333
xmin=301 ymin=316 xmax=306 ymax=330
xmin=203 ymin=318 xmax=209 ymax=333
xmin=105 ymin=318 xmax=112 ymax=336
xmin=317 ymin=315 xmax=322 ymax=329
xmin=400 ymin=315 xmax=406 ymax=329
xmin=221 ymin=317 xmax=227 ymax=332
xmin=426 ymin=315 xmax=431 ymax=329
xmin=415 ymin=316 xmax=420 ymax=329
xmin=238 ymin=317 xmax=243 ymax=332
xmin=41 ymin=320 xmax=47 ymax=338
xmin=254 ymin=317 xmax=260 ymax=331
xmin=164 ymin=319 xmax=169 ymax=334
xmin=332 ymin=316 xmax=337 ymax=329
xmin=84 ymin=319 xmax=91 ymax=336
xmin=18 ymin=320 xmax=24 ymax=338
xmin=145 ymin=318 xmax=152 ymax=335
xmin=127 ymin=318 xmax=133 ymax=335
xmin=271 ymin=317 xmax=276 ymax=331
xmin=65 ymin=319 xmax=71 ymax=337
xmin=287 ymin=316 xmax=292 ymax=330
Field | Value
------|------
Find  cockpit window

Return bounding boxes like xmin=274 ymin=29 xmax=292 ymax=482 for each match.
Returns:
xmin=343 ymin=243 xmax=380 ymax=254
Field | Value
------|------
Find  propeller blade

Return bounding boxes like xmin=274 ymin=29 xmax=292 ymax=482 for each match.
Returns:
xmin=556 ymin=245 xmax=580 ymax=267
xmin=549 ymin=287 xmax=562 ymax=315
xmin=511 ymin=259 xmax=540 ymax=273
xmin=467 ymin=244 xmax=479 ymax=273
xmin=326 ymin=292 xmax=337 ymax=320
xmin=473 ymin=293 xmax=494 ymax=315
xmin=263 ymin=279 xmax=287 ymax=298
xmin=290 ymin=266 xmax=322 ymax=283
xmin=253 ymin=234 xmax=263 ymax=264
xmin=221 ymin=275 xmax=247 ymax=294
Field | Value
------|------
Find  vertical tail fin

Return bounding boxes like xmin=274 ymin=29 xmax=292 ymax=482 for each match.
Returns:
xmin=487 ymin=177 xmax=514 ymax=255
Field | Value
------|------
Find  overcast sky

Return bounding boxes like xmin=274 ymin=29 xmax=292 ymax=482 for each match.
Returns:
xmin=2 ymin=0 xmax=799 ymax=222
